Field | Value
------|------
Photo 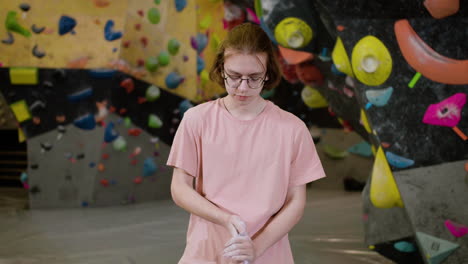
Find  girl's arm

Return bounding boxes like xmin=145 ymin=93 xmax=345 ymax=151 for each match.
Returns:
xmin=171 ymin=167 xmax=246 ymax=236
xmin=251 ymin=184 xmax=307 ymax=258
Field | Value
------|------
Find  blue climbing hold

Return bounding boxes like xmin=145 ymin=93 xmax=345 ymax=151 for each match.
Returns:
xmin=175 ymin=0 xmax=187 ymax=12
xmin=385 ymin=151 xmax=415 ymax=169
xmin=20 ymin=172 xmax=28 ymax=182
xmin=58 ymin=15 xmax=77 ymax=35
xmin=191 ymin=33 xmax=208 ymax=54
xmin=104 ymin=20 xmax=123 ymax=41
xmin=348 ymin=141 xmax=372 ymax=157
xmin=366 ymin=86 xmax=393 ymax=107
xmin=331 ymin=64 xmax=346 ymax=76
xmin=74 ymin=114 xmax=96 ymax=130
xmin=179 ymin=99 xmax=194 ymax=117
xmin=88 ymin=69 xmax=117 ymax=78
xmin=197 ymin=55 xmax=205 ymax=75
xmin=165 ymin=72 xmax=184 ymax=89
xmin=394 ymin=241 xmax=416 ymax=253
xmin=67 ymin=87 xmax=93 ymax=102
xmin=143 ymin=157 xmax=157 ymax=177
xmin=104 ymin=122 xmax=119 ymax=143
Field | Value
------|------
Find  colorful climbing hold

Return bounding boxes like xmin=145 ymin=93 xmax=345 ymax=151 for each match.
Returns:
xmin=348 ymin=141 xmax=372 ymax=157
xmin=6 ymin=11 xmax=31 ymax=37
xmin=58 ymin=15 xmax=77 ymax=35
xmin=143 ymin=157 xmax=157 ymax=176
xmin=148 ymin=114 xmax=163 ymax=128
xmin=168 ymin=38 xmax=180 ymax=55
xmin=323 ymin=144 xmax=348 ymax=159
xmin=104 ymin=122 xmax=119 ymax=143
xmin=331 ymin=37 xmax=354 ymax=77
xmin=133 ymin=176 xmax=143 ymax=184
xmin=197 ymin=55 xmax=205 ymax=75
xmin=191 ymin=33 xmax=208 ymax=54
xmin=146 ymin=85 xmax=160 ymax=102
xmin=422 ymin=93 xmax=466 ymax=127
xmin=128 ymin=128 xmax=142 ymax=137
xmin=274 ymin=17 xmax=312 ymax=49
xmin=19 ymin=3 xmax=31 ymax=12
xmin=351 ymin=35 xmax=393 ymax=86
xmin=369 ymin=147 xmax=404 ymax=208
xmin=165 ymin=72 xmax=184 ymax=89
xmin=74 ymin=114 xmax=96 ymax=130
xmin=68 ymin=87 xmax=93 ymax=102
xmin=104 ymin=20 xmax=123 ymax=41
xmin=385 ymin=151 xmax=415 ymax=169
xmin=175 ymin=0 xmax=187 ymax=12
xmin=301 ymin=85 xmax=328 ymax=108
xmin=113 ymin=136 xmax=127 ymax=151
xmin=179 ymin=100 xmax=194 ymax=116
xmin=147 ymin=8 xmax=160 ymax=24
xmin=145 ymin=56 xmax=159 ymax=72
xmin=100 ymin=179 xmax=110 ymax=187
xmin=394 ymin=241 xmax=416 ymax=253
xmin=365 ymin=86 xmax=394 ymax=107
xmin=444 ymin=219 xmax=468 ymax=238
xmin=158 ymin=51 xmax=170 ymax=66
xmin=1 ymin=32 xmax=14 ymax=45
xmin=31 ymin=24 xmax=45 ymax=34
xmin=120 ymin=78 xmax=135 ymax=93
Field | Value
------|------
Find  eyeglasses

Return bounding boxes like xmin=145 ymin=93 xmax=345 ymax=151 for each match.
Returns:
xmin=223 ymin=72 xmax=266 ymax=89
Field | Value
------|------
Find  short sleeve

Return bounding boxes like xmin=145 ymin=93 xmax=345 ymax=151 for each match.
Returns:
xmin=289 ymin=122 xmax=326 ymax=187
xmin=166 ymin=108 xmax=200 ymax=178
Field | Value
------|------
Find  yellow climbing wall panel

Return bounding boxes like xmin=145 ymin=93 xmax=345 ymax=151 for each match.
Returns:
xmin=195 ymin=0 xmax=227 ymax=102
xmin=119 ymin=0 xmax=198 ymax=101
xmin=0 ymin=0 xmax=127 ymax=68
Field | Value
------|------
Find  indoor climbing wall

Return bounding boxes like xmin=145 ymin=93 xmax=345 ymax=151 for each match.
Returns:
xmin=258 ymin=0 xmax=468 ymax=263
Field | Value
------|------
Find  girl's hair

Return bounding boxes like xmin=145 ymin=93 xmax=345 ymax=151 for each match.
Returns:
xmin=209 ymin=23 xmax=281 ymax=91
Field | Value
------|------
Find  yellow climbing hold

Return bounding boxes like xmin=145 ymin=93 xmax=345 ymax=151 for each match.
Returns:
xmin=211 ymin=33 xmax=221 ymax=51
xmin=332 ymin=37 xmax=354 ymax=77
xmin=360 ymin=109 xmax=372 ymax=133
xmin=199 ymin=15 xmax=212 ymax=30
xmin=301 ymin=85 xmax=328 ymax=108
xmin=351 ymin=35 xmax=392 ymax=86
xmin=274 ymin=17 xmax=313 ymax=49
xmin=370 ymin=147 xmax=404 ymax=208
xmin=9 ymin=67 xmax=38 ymax=85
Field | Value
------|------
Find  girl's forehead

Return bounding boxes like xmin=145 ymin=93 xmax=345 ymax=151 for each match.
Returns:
xmin=223 ymin=50 xmax=267 ymax=69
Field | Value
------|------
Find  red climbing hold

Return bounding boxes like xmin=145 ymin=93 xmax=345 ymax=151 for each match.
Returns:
xmin=128 ymin=128 xmax=142 ymax=136
xmin=120 ymin=78 xmax=134 ymax=93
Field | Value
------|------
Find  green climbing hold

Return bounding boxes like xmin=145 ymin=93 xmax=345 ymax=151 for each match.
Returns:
xmin=158 ymin=51 xmax=170 ymax=66
xmin=124 ymin=117 xmax=132 ymax=128
xmin=113 ymin=136 xmax=127 ymax=151
xmin=168 ymin=38 xmax=180 ymax=56
xmin=154 ymin=0 xmax=161 ymax=4
xmin=146 ymin=85 xmax=161 ymax=102
xmin=323 ymin=144 xmax=349 ymax=159
xmin=147 ymin=8 xmax=160 ymax=24
xmin=148 ymin=114 xmax=163 ymax=128
xmin=145 ymin=56 xmax=159 ymax=72
xmin=6 ymin=11 xmax=31 ymax=37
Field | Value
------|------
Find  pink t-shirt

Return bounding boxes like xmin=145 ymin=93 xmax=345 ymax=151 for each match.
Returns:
xmin=167 ymin=98 xmax=326 ymax=264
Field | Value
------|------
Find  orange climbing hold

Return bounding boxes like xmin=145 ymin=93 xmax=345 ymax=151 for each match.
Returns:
xmin=424 ymin=0 xmax=459 ymax=19
xmin=120 ymin=78 xmax=134 ymax=93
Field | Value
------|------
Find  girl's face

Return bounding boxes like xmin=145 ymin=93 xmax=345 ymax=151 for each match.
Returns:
xmin=223 ymin=49 xmax=268 ymax=104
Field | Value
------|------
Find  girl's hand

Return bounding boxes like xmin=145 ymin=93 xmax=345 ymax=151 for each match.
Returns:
xmin=223 ymin=233 xmax=256 ymax=263
xmin=222 ymin=214 xmax=247 ymax=237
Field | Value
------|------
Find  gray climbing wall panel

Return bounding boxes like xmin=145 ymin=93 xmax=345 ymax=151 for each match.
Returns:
xmin=27 ymin=113 xmax=173 ymax=209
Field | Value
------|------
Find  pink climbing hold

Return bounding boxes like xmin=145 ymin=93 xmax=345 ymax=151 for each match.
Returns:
xmin=422 ymin=93 xmax=466 ymax=127
xmin=444 ymin=219 xmax=468 ymax=237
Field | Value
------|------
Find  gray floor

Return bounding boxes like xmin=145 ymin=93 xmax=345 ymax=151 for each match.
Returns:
xmin=0 ymin=188 xmax=393 ymax=264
